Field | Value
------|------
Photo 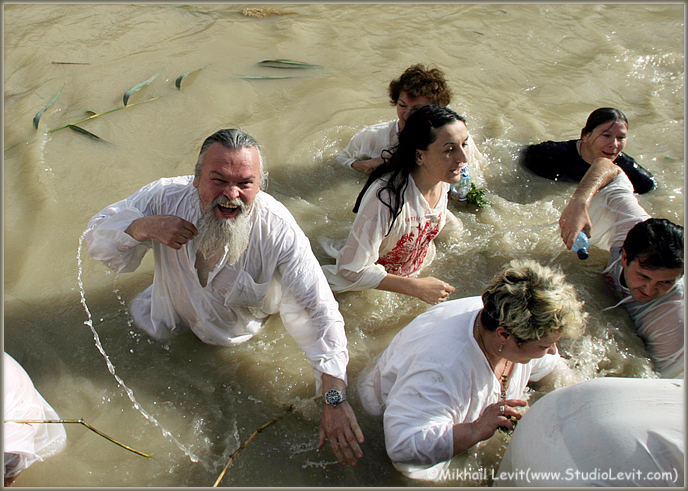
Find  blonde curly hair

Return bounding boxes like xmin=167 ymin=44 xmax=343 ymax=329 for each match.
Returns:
xmin=481 ymin=259 xmax=587 ymax=342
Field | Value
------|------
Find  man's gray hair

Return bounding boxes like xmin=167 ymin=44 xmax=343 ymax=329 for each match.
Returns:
xmin=194 ymin=129 xmax=268 ymax=187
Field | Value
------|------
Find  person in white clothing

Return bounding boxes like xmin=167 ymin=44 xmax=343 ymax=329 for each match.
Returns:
xmin=4 ymin=352 xmax=67 ymax=486
xmin=559 ymin=157 xmax=684 ymax=378
xmin=85 ymin=129 xmax=364 ymax=466
xmin=324 ymin=105 xmax=469 ymax=305
xmin=358 ymin=259 xmax=586 ymax=480
xmin=496 ymin=377 xmax=684 ymax=486
xmin=336 ymin=64 xmax=483 ymax=176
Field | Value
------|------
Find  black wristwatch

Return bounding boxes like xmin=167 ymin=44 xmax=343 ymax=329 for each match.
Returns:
xmin=322 ymin=389 xmax=347 ymax=407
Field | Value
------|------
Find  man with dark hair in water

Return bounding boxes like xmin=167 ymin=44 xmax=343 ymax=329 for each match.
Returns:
xmin=559 ymin=157 xmax=684 ymax=377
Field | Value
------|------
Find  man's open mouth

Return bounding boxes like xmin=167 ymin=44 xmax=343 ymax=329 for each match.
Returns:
xmin=217 ymin=203 xmax=240 ymax=219
xmin=213 ymin=197 xmax=245 ymax=219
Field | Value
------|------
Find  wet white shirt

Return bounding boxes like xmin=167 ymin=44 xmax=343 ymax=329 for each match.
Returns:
xmin=85 ymin=176 xmax=349 ymax=385
xmin=4 ymin=353 xmax=67 ymax=479
xmin=358 ymin=297 xmax=560 ymax=480
xmin=588 ymin=173 xmax=684 ymax=378
xmin=603 ymin=247 xmax=684 ymax=378
xmin=336 ymin=120 xmax=400 ymax=169
xmin=497 ymin=377 xmax=684 ymax=486
xmin=322 ymin=175 xmax=452 ymax=291
xmin=335 ymin=119 xmax=484 ymax=174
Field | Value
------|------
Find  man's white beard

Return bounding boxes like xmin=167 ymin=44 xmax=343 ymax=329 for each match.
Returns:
xmin=196 ymin=195 xmax=251 ymax=266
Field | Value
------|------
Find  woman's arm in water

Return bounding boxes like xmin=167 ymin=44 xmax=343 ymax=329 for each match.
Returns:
xmin=377 ymin=274 xmax=455 ymax=305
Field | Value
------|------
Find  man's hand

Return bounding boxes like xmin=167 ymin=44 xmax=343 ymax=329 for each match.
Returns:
xmin=559 ymin=197 xmax=592 ymax=250
xmin=317 ymin=374 xmax=364 ymax=465
xmin=318 ymin=402 xmax=364 ymax=465
xmin=125 ymin=215 xmax=198 ymax=249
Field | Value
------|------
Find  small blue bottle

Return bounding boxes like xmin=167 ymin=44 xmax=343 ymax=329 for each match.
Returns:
xmin=572 ymin=231 xmax=590 ymax=260
xmin=450 ymin=165 xmax=471 ymax=202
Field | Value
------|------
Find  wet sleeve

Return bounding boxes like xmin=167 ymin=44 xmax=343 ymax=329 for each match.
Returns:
xmin=522 ymin=142 xmax=558 ymax=179
xmin=633 ymin=287 xmax=684 ymax=378
xmin=326 ymin=184 xmax=390 ymax=291
xmin=84 ymin=181 xmax=164 ymax=273
xmin=614 ymin=153 xmax=657 ymax=194
xmin=383 ymin=366 xmax=459 ymax=466
xmin=587 ymin=173 xmax=651 ymax=250
xmin=335 ymin=122 xmax=395 ymax=169
xmin=335 ymin=126 xmax=370 ymax=168
xmin=274 ymin=219 xmax=350 ymax=387
xmin=521 ymin=140 xmax=589 ymax=182
xmin=441 ymin=209 xmax=463 ymax=235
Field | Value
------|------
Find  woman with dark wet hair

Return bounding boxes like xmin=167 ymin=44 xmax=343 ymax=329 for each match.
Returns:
xmin=323 ymin=105 xmax=471 ymax=305
xmin=522 ymin=108 xmax=656 ymax=194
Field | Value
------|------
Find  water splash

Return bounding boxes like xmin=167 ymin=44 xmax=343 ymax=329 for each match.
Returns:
xmin=301 ymin=459 xmax=340 ymax=469
xmin=76 ymin=228 xmax=200 ymax=462
xmin=444 ymin=220 xmax=562 ymax=261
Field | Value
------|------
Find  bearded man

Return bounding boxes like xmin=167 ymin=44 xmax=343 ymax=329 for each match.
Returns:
xmin=85 ymin=129 xmax=364 ymax=465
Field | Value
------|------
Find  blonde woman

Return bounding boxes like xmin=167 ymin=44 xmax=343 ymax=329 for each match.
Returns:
xmin=358 ymin=259 xmax=586 ymax=480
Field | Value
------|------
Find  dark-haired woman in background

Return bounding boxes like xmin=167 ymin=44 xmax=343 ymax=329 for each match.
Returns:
xmin=322 ymin=105 xmax=473 ymax=305
xmin=521 ymin=108 xmax=656 ymax=194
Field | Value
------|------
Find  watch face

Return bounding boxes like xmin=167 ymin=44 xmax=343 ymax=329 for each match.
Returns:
xmin=325 ymin=389 xmax=344 ymax=406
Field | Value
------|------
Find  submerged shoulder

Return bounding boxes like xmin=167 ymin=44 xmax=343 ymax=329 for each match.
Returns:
xmin=523 ymin=139 xmax=575 ymax=160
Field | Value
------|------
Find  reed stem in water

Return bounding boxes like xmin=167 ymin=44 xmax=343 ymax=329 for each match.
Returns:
xmin=4 ymin=419 xmax=152 ymax=458
xmin=213 ymin=404 xmax=295 ymax=487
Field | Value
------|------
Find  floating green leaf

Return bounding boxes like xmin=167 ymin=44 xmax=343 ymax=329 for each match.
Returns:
xmin=175 ymin=65 xmax=206 ymax=89
xmin=9 ymin=71 xmax=177 ymax=151
xmin=67 ymin=124 xmax=106 ymax=142
xmin=123 ymin=71 xmax=161 ymax=106
xmin=256 ymin=59 xmax=322 ymax=69
xmin=33 ymin=84 xmax=65 ymax=129
xmin=467 ymin=183 xmax=490 ymax=208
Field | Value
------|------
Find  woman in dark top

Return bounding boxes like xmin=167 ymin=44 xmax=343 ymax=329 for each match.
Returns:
xmin=521 ymin=108 xmax=656 ymax=194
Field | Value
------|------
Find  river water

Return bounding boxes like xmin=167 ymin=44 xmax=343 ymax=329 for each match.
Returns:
xmin=3 ymin=3 xmax=684 ymax=487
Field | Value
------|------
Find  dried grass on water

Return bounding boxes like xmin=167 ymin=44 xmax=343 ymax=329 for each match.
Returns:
xmin=241 ymin=7 xmax=295 ymax=18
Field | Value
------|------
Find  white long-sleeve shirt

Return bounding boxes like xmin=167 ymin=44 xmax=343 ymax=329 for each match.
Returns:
xmin=322 ymin=175 xmax=451 ymax=291
xmin=358 ymin=297 xmax=559 ymax=480
xmin=85 ymin=176 xmax=349 ymax=385
xmin=335 ymin=120 xmax=401 ymax=169
xmin=587 ymin=173 xmax=684 ymax=378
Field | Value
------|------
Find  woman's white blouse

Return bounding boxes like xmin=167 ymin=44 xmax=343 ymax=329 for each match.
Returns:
xmin=323 ymin=175 xmax=450 ymax=291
